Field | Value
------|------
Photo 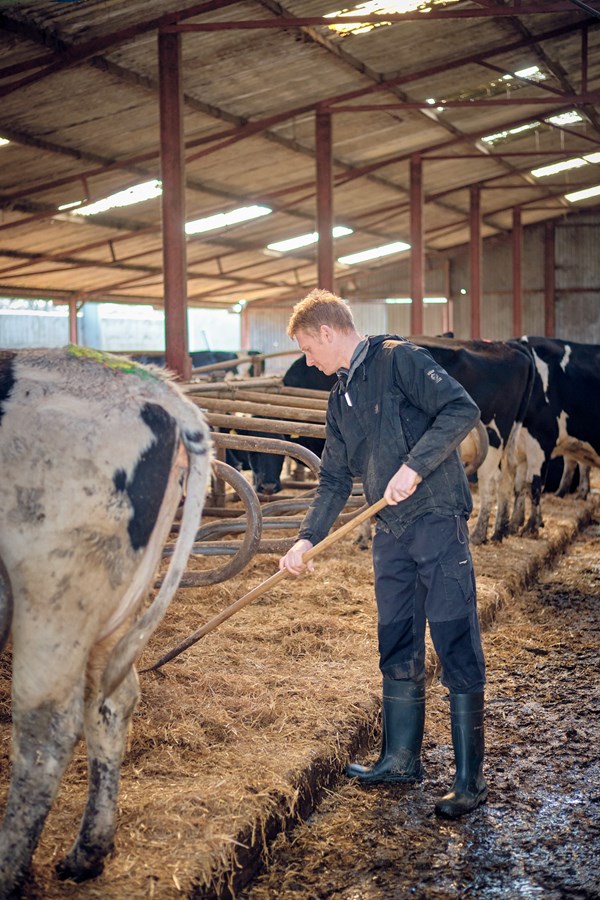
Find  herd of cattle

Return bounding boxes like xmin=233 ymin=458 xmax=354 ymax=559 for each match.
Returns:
xmin=0 ymin=333 xmax=598 ymax=895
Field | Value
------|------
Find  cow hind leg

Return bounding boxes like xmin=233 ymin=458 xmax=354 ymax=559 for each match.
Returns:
xmin=56 ymin=666 xmax=140 ymax=883
xmin=0 ymin=688 xmax=84 ymax=896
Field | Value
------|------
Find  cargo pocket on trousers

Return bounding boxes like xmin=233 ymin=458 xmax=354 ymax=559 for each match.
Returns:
xmin=441 ymin=557 xmax=475 ymax=619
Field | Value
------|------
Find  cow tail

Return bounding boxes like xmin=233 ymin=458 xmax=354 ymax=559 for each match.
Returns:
xmin=0 ymin=555 xmax=13 ymax=654
xmin=101 ymin=421 xmax=212 ymax=699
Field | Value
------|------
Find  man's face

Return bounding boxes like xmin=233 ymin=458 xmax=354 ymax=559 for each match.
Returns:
xmin=295 ymin=326 xmax=339 ymax=376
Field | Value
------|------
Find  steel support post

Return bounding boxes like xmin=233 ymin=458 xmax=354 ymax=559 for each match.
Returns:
xmin=469 ymin=185 xmax=482 ymax=339
xmin=316 ymin=110 xmax=334 ymax=292
xmin=410 ymin=153 xmax=424 ymax=335
xmin=159 ymin=30 xmax=190 ymax=380
xmin=68 ymin=298 xmax=78 ymax=344
xmin=544 ymin=220 xmax=556 ymax=337
xmin=512 ymin=207 xmax=523 ymax=338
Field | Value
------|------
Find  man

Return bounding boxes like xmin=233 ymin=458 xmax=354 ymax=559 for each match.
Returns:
xmin=279 ymin=289 xmax=488 ymax=819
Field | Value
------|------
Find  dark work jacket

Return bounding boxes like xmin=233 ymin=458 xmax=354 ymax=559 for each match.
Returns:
xmin=298 ymin=335 xmax=480 ymax=544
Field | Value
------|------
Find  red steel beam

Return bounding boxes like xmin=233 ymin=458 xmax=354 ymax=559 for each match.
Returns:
xmin=329 ymin=94 xmax=600 ymax=110
xmin=410 ymin=154 xmax=424 ymax=335
xmin=315 ymin=110 xmax=334 ymax=293
xmin=158 ymin=30 xmax=190 ymax=380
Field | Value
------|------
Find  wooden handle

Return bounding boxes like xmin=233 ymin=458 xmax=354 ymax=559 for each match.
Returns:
xmin=142 ymin=495 xmax=388 ymax=672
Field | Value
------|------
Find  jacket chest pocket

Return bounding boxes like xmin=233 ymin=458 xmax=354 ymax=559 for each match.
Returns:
xmin=398 ymin=400 xmax=431 ymax=450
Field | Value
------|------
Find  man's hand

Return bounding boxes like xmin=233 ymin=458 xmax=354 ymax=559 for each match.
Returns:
xmin=279 ymin=538 xmax=315 ymax=575
xmin=384 ymin=464 xmax=422 ymax=505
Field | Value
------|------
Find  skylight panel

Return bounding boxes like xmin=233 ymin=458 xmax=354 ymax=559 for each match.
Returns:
xmin=482 ymin=122 xmax=538 ymax=146
xmin=185 ymin=205 xmax=272 ymax=235
xmin=325 ymin=1 xmax=459 ymax=36
xmin=546 ymin=111 xmax=584 ymax=127
xmin=565 ymin=184 xmax=600 ymax=203
xmin=338 ymin=240 xmax=410 ymax=265
xmin=72 ymin=180 xmax=162 ymax=216
xmin=267 ymin=225 xmax=352 ymax=253
xmin=385 ymin=296 xmax=447 ymax=304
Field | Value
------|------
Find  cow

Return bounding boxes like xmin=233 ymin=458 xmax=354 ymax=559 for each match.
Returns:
xmin=128 ymin=349 xmax=241 ymax=373
xmin=238 ymin=355 xmax=337 ymax=496
xmin=509 ymin=336 xmax=600 ymax=535
xmin=0 ymin=346 xmax=211 ymax=894
xmin=410 ymin=336 xmax=536 ymax=544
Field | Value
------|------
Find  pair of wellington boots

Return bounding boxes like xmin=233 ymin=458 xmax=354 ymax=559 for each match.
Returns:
xmin=345 ymin=679 xmax=488 ymax=818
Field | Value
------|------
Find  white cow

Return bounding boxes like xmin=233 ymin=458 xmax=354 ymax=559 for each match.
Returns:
xmin=0 ymin=347 xmax=211 ymax=894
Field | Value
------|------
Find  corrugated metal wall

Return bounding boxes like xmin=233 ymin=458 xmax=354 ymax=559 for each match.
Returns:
xmin=555 ymin=212 xmax=600 ymax=343
xmin=0 ymin=310 xmax=70 ymax=347
xmin=449 ymin=214 xmax=600 ymax=342
xmin=246 ymin=299 xmax=448 ymax=364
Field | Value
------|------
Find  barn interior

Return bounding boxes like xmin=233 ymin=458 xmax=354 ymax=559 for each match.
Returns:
xmin=1 ymin=0 xmax=600 ymax=371
xmin=1 ymin=2 xmax=600 ymax=898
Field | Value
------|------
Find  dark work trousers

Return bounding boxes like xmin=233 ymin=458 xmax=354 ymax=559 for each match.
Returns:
xmin=372 ymin=512 xmax=486 ymax=693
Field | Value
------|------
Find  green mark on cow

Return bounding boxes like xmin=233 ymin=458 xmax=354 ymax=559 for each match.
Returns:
xmin=67 ymin=345 xmax=160 ymax=381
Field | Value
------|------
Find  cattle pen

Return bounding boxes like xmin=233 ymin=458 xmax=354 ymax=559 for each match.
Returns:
xmin=0 ymin=472 xmax=598 ymax=899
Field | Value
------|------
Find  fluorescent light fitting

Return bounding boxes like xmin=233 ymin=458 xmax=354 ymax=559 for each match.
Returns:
xmin=0 ymin=138 xmax=9 ymax=147
xmin=57 ymin=200 xmax=85 ymax=211
xmin=267 ymin=225 xmax=353 ymax=253
xmin=338 ymin=241 xmax=410 ymax=266
xmin=565 ymin=183 xmax=600 ymax=203
xmin=584 ymin=152 xmax=600 ymax=164
xmin=482 ymin=121 xmax=538 ymax=145
xmin=72 ymin=179 xmax=162 ymax=216
xmin=531 ymin=157 xmax=587 ymax=178
xmin=186 ymin=205 xmax=272 ymax=235
xmin=384 ymin=296 xmax=447 ymax=304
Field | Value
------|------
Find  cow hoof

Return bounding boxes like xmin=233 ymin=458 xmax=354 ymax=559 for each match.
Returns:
xmin=55 ymin=853 xmax=105 ymax=883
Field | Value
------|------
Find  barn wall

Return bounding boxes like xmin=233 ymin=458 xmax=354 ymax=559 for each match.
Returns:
xmin=245 ymin=298 xmax=449 ymax=362
xmin=555 ymin=212 xmax=600 ymax=343
xmin=329 ymin=209 xmax=599 ymax=344
xmin=450 ymin=212 xmax=600 ymax=342
xmin=448 ymin=226 xmax=547 ymax=340
xmin=0 ymin=309 xmax=71 ymax=347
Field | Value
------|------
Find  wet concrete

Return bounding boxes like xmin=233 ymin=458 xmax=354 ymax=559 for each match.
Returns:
xmin=241 ymin=519 xmax=600 ymax=900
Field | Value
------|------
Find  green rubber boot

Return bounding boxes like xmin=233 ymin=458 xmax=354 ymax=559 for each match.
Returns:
xmin=345 ymin=679 xmax=425 ymax=785
xmin=435 ymin=692 xmax=488 ymax=818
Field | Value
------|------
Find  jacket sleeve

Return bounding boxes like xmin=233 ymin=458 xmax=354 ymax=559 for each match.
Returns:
xmin=298 ymin=405 xmax=354 ymax=546
xmin=396 ymin=343 xmax=480 ymax=479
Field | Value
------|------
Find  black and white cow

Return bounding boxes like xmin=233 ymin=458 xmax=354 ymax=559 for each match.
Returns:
xmin=0 ymin=347 xmax=211 ymax=894
xmin=238 ymin=355 xmax=336 ymax=495
xmin=410 ymin=336 xmax=536 ymax=544
xmin=510 ymin=336 xmax=600 ymax=535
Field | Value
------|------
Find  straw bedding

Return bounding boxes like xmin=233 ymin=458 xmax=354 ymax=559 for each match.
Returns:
xmin=0 ymin=486 xmax=597 ymax=899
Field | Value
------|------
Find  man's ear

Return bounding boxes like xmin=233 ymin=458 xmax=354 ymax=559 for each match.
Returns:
xmin=320 ymin=324 xmax=334 ymax=343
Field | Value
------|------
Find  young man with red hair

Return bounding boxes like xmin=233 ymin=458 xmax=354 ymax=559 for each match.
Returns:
xmin=279 ymin=289 xmax=487 ymax=818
